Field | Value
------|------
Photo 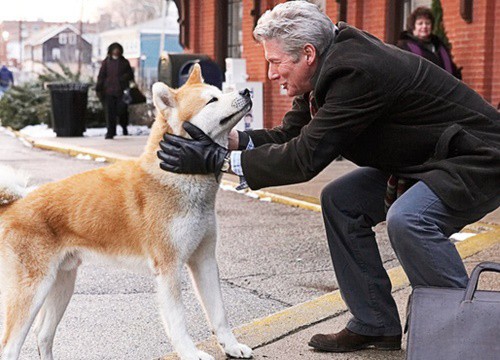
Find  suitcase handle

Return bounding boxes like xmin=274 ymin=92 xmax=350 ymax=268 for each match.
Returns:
xmin=464 ymin=261 xmax=500 ymax=302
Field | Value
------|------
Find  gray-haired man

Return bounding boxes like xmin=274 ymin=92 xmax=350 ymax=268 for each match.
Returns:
xmin=158 ymin=0 xmax=500 ymax=353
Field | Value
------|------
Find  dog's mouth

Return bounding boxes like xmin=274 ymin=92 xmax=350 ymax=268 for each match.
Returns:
xmin=219 ymin=101 xmax=253 ymax=126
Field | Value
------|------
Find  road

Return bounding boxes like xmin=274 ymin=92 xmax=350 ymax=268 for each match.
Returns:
xmin=0 ymin=129 xmax=399 ymax=359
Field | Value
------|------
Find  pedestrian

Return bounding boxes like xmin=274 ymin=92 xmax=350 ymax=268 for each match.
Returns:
xmin=157 ymin=1 xmax=500 ymax=354
xmin=96 ymin=42 xmax=134 ymax=139
xmin=0 ymin=65 xmax=14 ymax=98
xmin=397 ymin=6 xmax=462 ymax=79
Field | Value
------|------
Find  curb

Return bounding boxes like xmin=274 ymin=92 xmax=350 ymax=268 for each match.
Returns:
xmin=12 ymin=131 xmax=135 ymax=163
xmin=8 ymin=129 xmax=500 ymax=359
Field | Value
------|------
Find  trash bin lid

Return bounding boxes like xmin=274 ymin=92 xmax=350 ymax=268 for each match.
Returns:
xmin=47 ymin=82 xmax=90 ymax=92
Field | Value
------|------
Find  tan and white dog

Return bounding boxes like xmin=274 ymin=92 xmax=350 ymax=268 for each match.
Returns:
xmin=0 ymin=64 xmax=253 ymax=360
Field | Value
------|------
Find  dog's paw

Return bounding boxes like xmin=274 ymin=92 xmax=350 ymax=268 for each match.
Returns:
xmin=196 ymin=350 xmax=215 ymax=360
xmin=224 ymin=343 xmax=253 ymax=359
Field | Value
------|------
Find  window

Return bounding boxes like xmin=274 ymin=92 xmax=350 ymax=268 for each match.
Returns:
xmin=68 ymin=33 xmax=77 ymax=45
xmin=387 ymin=0 xmax=432 ymax=43
xmin=227 ymin=0 xmax=243 ymax=58
xmin=59 ymin=33 xmax=67 ymax=45
xmin=52 ymin=47 xmax=60 ymax=60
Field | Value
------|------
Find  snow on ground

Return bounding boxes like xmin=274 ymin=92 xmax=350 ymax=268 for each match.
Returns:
xmin=19 ymin=124 xmax=150 ymax=138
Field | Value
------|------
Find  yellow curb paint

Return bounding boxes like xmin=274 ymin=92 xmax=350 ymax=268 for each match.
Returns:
xmin=33 ymin=139 xmax=135 ymax=163
xmin=456 ymin=227 xmax=500 ymax=259
xmin=220 ymin=180 xmax=322 ymax=212
xmin=11 ymin=130 xmax=135 ymax=163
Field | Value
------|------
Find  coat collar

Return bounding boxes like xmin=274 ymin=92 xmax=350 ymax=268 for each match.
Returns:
xmin=310 ymin=23 xmax=341 ymax=89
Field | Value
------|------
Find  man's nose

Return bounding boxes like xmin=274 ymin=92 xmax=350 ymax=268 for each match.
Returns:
xmin=268 ymin=66 xmax=279 ymax=81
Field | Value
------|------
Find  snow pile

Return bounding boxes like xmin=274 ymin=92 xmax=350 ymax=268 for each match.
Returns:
xmin=19 ymin=124 xmax=150 ymax=138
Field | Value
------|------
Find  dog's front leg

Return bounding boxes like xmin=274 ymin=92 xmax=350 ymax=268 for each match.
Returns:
xmin=187 ymin=234 xmax=253 ymax=359
xmin=156 ymin=267 xmax=214 ymax=360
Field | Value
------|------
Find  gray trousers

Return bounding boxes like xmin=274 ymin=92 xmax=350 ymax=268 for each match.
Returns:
xmin=321 ymin=167 xmax=498 ymax=336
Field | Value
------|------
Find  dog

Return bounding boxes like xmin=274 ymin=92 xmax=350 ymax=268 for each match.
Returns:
xmin=0 ymin=64 xmax=253 ymax=360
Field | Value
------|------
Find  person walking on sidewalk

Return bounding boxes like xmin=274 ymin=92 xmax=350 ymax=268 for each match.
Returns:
xmin=397 ymin=6 xmax=462 ymax=79
xmin=157 ymin=1 xmax=500 ymax=353
xmin=96 ymin=42 xmax=134 ymax=139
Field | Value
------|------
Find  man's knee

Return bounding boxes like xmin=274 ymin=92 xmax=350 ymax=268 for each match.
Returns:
xmin=386 ymin=208 xmax=420 ymax=251
xmin=320 ymin=181 xmax=338 ymax=208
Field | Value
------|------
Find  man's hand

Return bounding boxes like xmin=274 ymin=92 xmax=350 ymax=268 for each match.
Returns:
xmin=158 ymin=122 xmax=229 ymax=177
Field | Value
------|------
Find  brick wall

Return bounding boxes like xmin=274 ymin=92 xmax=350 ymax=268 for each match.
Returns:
xmin=442 ymin=0 xmax=497 ymax=104
xmin=362 ymin=0 xmax=387 ymax=39
xmin=494 ymin=0 xmax=500 ymax=108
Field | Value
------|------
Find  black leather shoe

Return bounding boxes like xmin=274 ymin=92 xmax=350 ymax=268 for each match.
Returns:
xmin=308 ymin=328 xmax=401 ymax=352
xmin=105 ymin=134 xmax=114 ymax=139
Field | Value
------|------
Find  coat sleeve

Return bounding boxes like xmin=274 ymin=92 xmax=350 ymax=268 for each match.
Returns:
xmin=96 ymin=59 xmax=107 ymax=93
xmin=396 ymin=39 xmax=410 ymax=52
xmin=122 ymin=59 xmax=134 ymax=83
xmin=243 ymin=94 xmax=312 ymax=147
xmin=443 ymin=46 xmax=462 ymax=80
xmin=241 ymin=66 xmax=387 ymax=189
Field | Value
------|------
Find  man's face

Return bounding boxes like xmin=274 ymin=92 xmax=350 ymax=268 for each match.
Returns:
xmin=413 ymin=17 xmax=432 ymax=40
xmin=263 ymin=39 xmax=316 ymax=97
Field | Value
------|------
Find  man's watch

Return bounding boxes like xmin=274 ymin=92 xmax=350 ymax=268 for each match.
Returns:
xmin=220 ymin=152 xmax=231 ymax=173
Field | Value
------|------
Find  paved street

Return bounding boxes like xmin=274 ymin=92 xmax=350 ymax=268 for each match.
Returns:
xmin=0 ymin=130 xmax=400 ymax=359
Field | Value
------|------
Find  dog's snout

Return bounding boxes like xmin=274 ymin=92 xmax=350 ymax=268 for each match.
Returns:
xmin=239 ymin=89 xmax=250 ymax=97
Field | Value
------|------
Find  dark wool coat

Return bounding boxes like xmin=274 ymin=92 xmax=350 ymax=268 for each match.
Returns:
xmin=241 ymin=23 xmax=500 ymax=211
xmin=397 ymin=31 xmax=462 ymax=79
xmin=96 ymin=56 xmax=134 ymax=97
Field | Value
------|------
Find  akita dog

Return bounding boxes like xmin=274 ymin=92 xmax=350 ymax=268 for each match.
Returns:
xmin=0 ymin=64 xmax=253 ymax=360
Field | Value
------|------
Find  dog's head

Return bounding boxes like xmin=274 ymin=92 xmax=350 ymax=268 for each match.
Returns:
xmin=152 ymin=64 xmax=252 ymax=147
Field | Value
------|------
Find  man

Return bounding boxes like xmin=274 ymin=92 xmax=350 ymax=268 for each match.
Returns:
xmin=158 ymin=1 xmax=500 ymax=353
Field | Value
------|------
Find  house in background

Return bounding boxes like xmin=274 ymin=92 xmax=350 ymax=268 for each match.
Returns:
xmin=99 ymin=5 xmax=183 ymax=90
xmin=23 ymin=24 xmax=92 ymax=77
xmin=173 ymin=0 xmax=499 ymax=127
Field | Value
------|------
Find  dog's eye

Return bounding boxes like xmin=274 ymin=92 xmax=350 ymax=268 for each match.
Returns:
xmin=206 ymin=97 xmax=218 ymax=105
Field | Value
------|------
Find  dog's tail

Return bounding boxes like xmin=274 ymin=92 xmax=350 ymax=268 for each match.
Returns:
xmin=0 ymin=165 xmax=33 ymax=208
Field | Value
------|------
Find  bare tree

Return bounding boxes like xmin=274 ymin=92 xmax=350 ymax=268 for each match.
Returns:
xmin=101 ymin=0 xmax=165 ymax=27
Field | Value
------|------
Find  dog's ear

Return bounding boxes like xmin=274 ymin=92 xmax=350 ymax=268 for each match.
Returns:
xmin=152 ymin=82 xmax=176 ymax=112
xmin=185 ymin=63 xmax=204 ymax=85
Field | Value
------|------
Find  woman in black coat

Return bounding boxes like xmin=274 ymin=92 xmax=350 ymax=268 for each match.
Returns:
xmin=96 ymin=43 xmax=134 ymax=139
xmin=397 ymin=7 xmax=462 ymax=79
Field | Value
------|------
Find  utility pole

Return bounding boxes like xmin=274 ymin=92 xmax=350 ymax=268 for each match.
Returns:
xmin=77 ymin=0 xmax=84 ymax=77
xmin=159 ymin=0 xmax=171 ymax=58
xmin=18 ymin=20 xmax=22 ymax=69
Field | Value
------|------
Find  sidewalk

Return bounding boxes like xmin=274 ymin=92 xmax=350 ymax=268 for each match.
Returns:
xmin=20 ymin=133 xmax=500 ymax=224
xmin=14 ymin=132 xmax=500 ymax=360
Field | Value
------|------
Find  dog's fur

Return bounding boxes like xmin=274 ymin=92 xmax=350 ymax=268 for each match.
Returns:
xmin=0 ymin=65 xmax=253 ymax=360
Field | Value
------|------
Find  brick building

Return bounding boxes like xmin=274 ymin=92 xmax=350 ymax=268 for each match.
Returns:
xmin=172 ymin=0 xmax=499 ymax=128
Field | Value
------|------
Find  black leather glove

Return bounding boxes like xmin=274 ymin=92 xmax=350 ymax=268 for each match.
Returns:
xmin=158 ymin=122 xmax=229 ymax=178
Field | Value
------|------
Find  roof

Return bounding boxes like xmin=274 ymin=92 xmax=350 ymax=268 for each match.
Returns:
xmin=24 ymin=24 xmax=86 ymax=46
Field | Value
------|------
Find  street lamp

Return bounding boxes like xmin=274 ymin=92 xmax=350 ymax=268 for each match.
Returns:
xmin=140 ymin=54 xmax=147 ymax=89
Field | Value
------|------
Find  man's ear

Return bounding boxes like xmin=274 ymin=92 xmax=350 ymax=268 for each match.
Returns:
xmin=152 ymin=82 xmax=176 ymax=112
xmin=304 ymin=43 xmax=317 ymax=65
xmin=185 ymin=63 xmax=204 ymax=85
